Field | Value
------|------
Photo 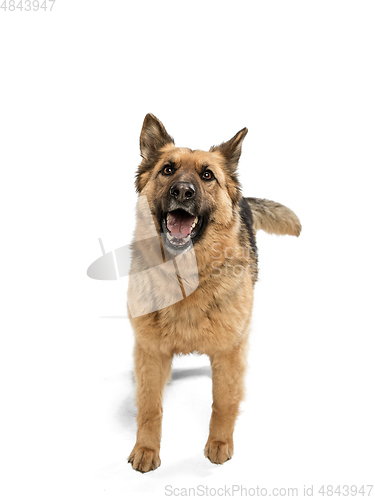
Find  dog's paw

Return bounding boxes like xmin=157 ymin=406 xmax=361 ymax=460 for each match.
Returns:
xmin=128 ymin=445 xmax=161 ymax=473
xmin=204 ymin=439 xmax=233 ymax=465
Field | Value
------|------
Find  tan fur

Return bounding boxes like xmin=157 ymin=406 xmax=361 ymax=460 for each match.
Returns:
xmin=247 ymin=197 xmax=302 ymax=236
xmin=127 ymin=115 xmax=301 ymax=473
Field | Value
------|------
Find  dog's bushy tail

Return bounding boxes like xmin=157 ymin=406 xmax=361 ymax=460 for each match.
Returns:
xmin=246 ymin=197 xmax=302 ymax=237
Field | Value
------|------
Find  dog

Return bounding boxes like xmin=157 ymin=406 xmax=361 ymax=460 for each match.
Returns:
xmin=127 ymin=114 xmax=301 ymax=473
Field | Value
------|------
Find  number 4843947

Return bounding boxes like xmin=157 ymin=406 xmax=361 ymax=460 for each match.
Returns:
xmin=1 ymin=1 xmax=56 ymax=11
xmin=318 ymin=485 xmax=373 ymax=496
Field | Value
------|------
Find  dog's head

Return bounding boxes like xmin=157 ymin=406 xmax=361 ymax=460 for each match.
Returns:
xmin=135 ymin=114 xmax=248 ymax=255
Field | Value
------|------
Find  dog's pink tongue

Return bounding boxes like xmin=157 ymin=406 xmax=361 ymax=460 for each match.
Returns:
xmin=167 ymin=211 xmax=195 ymax=238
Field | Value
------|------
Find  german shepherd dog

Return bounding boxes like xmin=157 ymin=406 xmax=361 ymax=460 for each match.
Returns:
xmin=127 ymin=114 xmax=301 ymax=473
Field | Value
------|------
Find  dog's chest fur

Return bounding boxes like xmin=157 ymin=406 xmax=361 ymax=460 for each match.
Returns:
xmin=130 ymin=242 xmax=255 ymax=356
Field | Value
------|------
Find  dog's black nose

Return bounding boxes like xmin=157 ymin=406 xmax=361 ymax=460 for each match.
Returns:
xmin=169 ymin=182 xmax=196 ymax=202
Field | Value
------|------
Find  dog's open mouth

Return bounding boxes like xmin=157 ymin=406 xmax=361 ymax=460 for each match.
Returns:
xmin=161 ymin=209 xmax=203 ymax=250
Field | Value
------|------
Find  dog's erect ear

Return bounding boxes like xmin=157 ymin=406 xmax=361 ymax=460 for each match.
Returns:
xmin=140 ymin=114 xmax=174 ymax=161
xmin=210 ymin=127 xmax=248 ymax=173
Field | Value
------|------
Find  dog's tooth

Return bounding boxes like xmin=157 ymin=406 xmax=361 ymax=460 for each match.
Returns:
xmin=194 ymin=217 xmax=198 ymax=224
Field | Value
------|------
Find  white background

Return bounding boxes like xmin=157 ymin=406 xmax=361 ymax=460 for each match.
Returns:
xmin=1 ymin=1 xmax=374 ymax=499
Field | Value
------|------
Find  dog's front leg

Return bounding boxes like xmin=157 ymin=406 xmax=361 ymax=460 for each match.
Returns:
xmin=128 ymin=342 xmax=173 ymax=473
xmin=205 ymin=340 xmax=247 ymax=464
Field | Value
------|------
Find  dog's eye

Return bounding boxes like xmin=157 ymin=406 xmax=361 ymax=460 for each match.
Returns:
xmin=202 ymin=169 xmax=214 ymax=181
xmin=162 ymin=165 xmax=175 ymax=176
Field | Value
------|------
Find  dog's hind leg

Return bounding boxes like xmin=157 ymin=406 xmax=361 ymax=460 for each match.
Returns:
xmin=128 ymin=342 xmax=173 ymax=473
xmin=205 ymin=338 xmax=248 ymax=464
